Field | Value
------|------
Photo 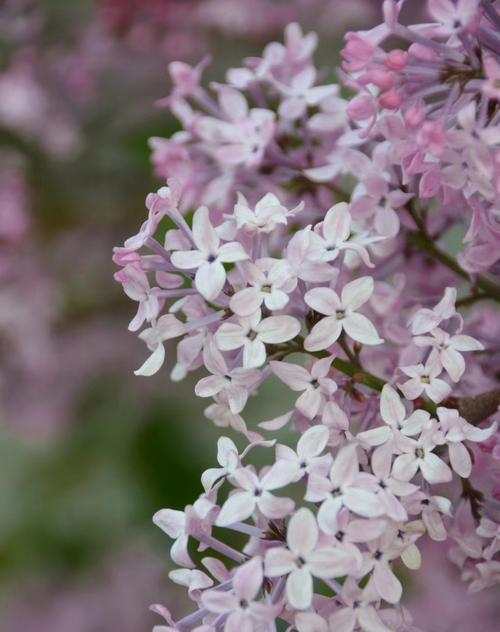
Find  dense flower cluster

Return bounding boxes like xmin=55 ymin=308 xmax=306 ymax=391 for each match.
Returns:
xmin=114 ymin=2 xmax=500 ymax=630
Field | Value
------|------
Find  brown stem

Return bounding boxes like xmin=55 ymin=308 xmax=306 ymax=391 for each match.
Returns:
xmin=456 ymin=388 xmax=500 ymax=425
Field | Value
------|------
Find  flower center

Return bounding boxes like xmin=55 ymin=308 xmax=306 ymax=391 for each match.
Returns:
xmin=415 ymin=447 xmax=425 ymax=459
xmin=207 ymin=254 xmax=217 ymax=263
xmin=262 ymin=284 xmax=272 ymax=293
xmin=248 ymin=330 xmax=258 ymax=341
xmin=336 ymin=310 xmax=345 ymax=320
xmin=421 ymin=375 xmax=430 ymax=384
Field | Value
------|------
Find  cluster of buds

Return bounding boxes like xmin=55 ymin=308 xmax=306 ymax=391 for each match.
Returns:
xmin=114 ymin=2 xmax=500 ymax=630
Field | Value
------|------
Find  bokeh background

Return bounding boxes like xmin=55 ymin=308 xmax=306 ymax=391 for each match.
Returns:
xmin=1 ymin=2 xmax=497 ymax=631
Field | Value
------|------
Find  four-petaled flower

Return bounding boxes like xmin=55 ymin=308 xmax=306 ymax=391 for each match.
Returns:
xmin=171 ymin=206 xmax=249 ymax=301
xmin=264 ymin=507 xmax=357 ymax=609
xmin=304 ymin=277 xmax=383 ymax=351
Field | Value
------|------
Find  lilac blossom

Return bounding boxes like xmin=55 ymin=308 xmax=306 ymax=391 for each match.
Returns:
xmin=113 ymin=5 xmax=500 ymax=629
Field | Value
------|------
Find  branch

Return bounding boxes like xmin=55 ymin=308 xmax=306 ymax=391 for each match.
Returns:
xmin=456 ymin=388 xmax=500 ymax=425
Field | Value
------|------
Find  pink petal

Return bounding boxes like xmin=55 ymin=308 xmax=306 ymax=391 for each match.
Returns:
xmin=243 ymin=339 xmax=267 ymax=368
xmin=286 ymin=567 xmax=313 ymax=610
xmin=262 ymin=460 xmax=298 ymax=490
xmin=134 ymin=343 xmax=165 ymax=376
xmin=343 ymin=488 xmax=383 ymax=517
xmin=323 ymin=202 xmax=351 ymax=243
xmin=448 ymin=442 xmax=472 ymax=478
xmin=357 ymin=605 xmax=392 ymax=632
xmin=330 ymin=444 xmax=359 ymax=487
xmin=233 ymin=557 xmax=263 ymax=601
xmin=257 ymin=316 xmax=301 ymax=344
xmin=297 ymin=425 xmax=329 ymax=459
xmin=308 ymin=547 xmax=356 ymax=578
xmin=304 ymin=317 xmax=342 ymax=352
xmin=380 ymin=384 xmax=405 ymax=426
xmin=373 ymin=561 xmax=402 ymax=604
xmin=195 ymin=375 xmax=226 ymax=398
xmin=420 ymin=452 xmax=452 ymax=484
xmin=288 ymin=508 xmax=318 ymax=557
xmin=216 ymin=491 xmax=255 ymax=526
xmin=195 ymin=261 xmax=226 ymax=301
xmin=202 ymin=589 xmax=236 ymax=614
xmin=258 ymin=492 xmax=294 ymax=519
xmin=392 ymin=454 xmax=419 ymax=481
xmin=440 ymin=347 xmax=465 ymax=382
xmin=264 ymin=547 xmax=296 ymax=577
xmin=304 ymin=287 xmax=340 ymax=316
xmin=341 ymin=277 xmax=374 ymax=310
xmin=171 ymin=249 xmax=206 ymax=269
xmin=425 ymin=378 xmax=451 ymax=403
xmin=192 ymin=206 xmax=219 ymax=252
xmin=296 ymin=388 xmax=322 ymax=419
xmin=270 ymin=361 xmax=311 ymax=391
xmin=343 ymin=313 xmax=383 ymax=346
xmin=215 ymin=323 xmax=246 ymax=351
xmin=218 ymin=241 xmax=249 ymax=263
xmin=328 ymin=608 xmax=356 ymax=632
xmin=230 ymin=287 xmax=263 ymax=317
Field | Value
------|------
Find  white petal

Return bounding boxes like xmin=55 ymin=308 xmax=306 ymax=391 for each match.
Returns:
xmin=195 ymin=261 xmax=226 ymax=301
xmin=264 ymin=547 xmax=296 ymax=577
xmin=192 ymin=206 xmax=219 ymax=252
xmin=420 ymin=452 xmax=452 ymax=484
xmin=258 ymin=316 xmax=301 ymax=344
xmin=304 ymin=287 xmax=340 ymax=315
xmin=134 ymin=343 xmax=165 ymax=376
xmin=341 ymin=277 xmax=374 ymax=310
xmin=216 ymin=492 xmax=255 ymax=526
xmin=288 ymin=508 xmax=318 ymax=557
xmin=304 ymin=317 xmax=342 ymax=352
xmin=380 ymin=384 xmax=405 ymax=426
xmin=270 ymin=361 xmax=311 ymax=391
xmin=297 ymin=425 xmax=330 ymax=459
xmin=287 ymin=567 xmax=313 ymax=610
xmin=343 ymin=313 xmax=383 ymax=346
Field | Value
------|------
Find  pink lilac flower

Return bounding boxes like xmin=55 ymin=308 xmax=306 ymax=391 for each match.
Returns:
xmin=171 ymin=206 xmax=249 ymax=301
xmin=264 ymin=507 xmax=357 ymax=610
xmin=304 ymin=277 xmax=383 ymax=351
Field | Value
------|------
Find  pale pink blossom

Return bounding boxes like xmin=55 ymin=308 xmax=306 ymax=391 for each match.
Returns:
xmin=270 ymin=357 xmax=337 ymax=419
xmin=398 ymin=361 xmax=451 ymax=403
xmin=171 ymin=206 xmax=249 ymax=301
xmin=216 ymin=462 xmax=295 ymax=526
xmin=134 ymin=315 xmax=186 ymax=376
xmin=392 ymin=430 xmax=453 ymax=485
xmin=414 ymin=328 xmax=484 ymax=382
xmin=264 ymin=508 xmax=357 ymax=609
xmin=195 ymin=338 xmax=260 ymax=413
xmin=215 ymin=312 xmax=301 ymax=368
xmin=304 ymin=277 xmax=383 ymax=351
xmin=229 ymin=259 xmax=296 ymax=317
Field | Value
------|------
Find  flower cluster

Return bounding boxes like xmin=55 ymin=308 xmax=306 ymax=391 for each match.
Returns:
xmin=114 ymin=2 xmax=500 ymax=630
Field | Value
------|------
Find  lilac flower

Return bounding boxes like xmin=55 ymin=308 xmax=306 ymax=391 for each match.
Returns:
xmin=134 ymin=315 xmax=186 ymax=376
xmin=398 ymin=361 xmax=451 ymax=403
xmin=270 ymin=357 xmax=337 ymax=419
xmin=195 ymin=338 xmax=260 ymax=413
xmin=264 ymin=508 xmax=357 ymax=609
xmin=413 ymin=328 xmax=484 ymax=383
xmin=216 ymin=462 xmax=295 ymax=526
xmin=392 ymin=430 xmax=452 ymax=485
xmin=306 ymin=444 xmax=384 ymax=533
xmin=275 ymin=425 xmax=332 ymax=482
xmin=232 ymin=192 xmax=303 ymax=234
xmin=201 ymin=557 xmax=276 ymax=631
xmin=171 ymin=206 xmax=249 ymax=301
xmin=229 ymin=259 xmax=296 ymax=317
xmin=304 ymin=277 xmax=383 ymax=351
xmin=215 ymin=312 xmax=301 ymax=368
